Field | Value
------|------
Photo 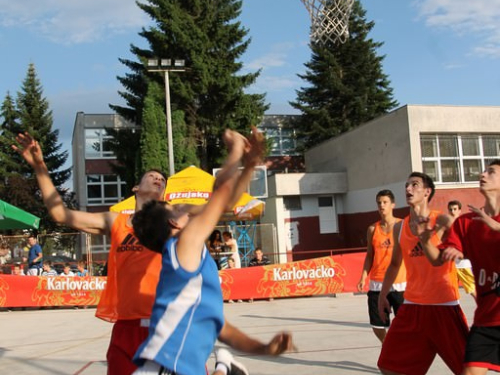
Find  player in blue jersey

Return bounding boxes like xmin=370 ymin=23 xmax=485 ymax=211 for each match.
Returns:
xmin=131 ymin=128 xmax=294 ymax=375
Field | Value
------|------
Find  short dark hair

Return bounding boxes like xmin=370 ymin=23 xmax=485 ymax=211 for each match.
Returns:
xmin=448 ymin=200 xmax=462 ymax=210
xmin=488 ymin=159 xmax=500 ymax=168
xmin=137 ymin=169 xmax=168 ymax=185
xmin=409 ymin=172 xmax=435 ymax=202
xmin=222 ymin=231 xmax=232 ymax=238
xmin=376 ymin=189 xmax=395 ymax=203
xmin=132 ymin=200 xmax=172 ymax=253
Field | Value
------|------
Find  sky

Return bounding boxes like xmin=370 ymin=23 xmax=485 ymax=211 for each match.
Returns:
xmin=1 ymin=0 xmax=500 ymax=179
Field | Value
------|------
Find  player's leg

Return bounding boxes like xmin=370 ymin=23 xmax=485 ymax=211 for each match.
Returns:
xmin=367 ymin=291 xmax=388 ymax=343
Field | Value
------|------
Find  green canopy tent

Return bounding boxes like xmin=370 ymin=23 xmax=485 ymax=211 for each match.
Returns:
xmin=0 ymin=199 xmax=40 ymax=230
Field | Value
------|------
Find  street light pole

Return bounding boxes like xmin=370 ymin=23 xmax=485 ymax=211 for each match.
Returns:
xmin=147 ymin=58 xmax=186 ymax=176
xmin=163 ymin=69 xmax=175 ymax=176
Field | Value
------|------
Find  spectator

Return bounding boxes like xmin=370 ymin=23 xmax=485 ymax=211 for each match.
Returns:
xmin=60 ymin=263 xmax=75 ymax=277
xmin=41 ymin=261 xmax=58 ymax=276
xmin=207 ymin=230 xmax=223 ymax=269
xmin=248 ymin=248 xmax=271 ymax=267
xmin=222 ymin=231 xmax=241 ymax=268
xmin=12 ymin=264 xmax=25 ymax=276
xmin=76 ymin=260 xmax=88 ymax=276
xmin=27 ymin=234 xmax=43 ymax=276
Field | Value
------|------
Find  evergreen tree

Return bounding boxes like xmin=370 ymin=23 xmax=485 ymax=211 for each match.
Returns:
xmin=111 ymin=0 xmax=267 ymax=174
xmin=139 ymin=81 xmax=169 ymax=174
xmin=0 ymin=93 xmax=19 ymax=180
xmin=291 ymin=0 xmax=398 ymax=150
xmin=0 ymin=63 xmax=72 ymax=234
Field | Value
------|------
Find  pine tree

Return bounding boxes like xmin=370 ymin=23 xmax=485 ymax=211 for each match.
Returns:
xmin=0 ymin=63 xmax=72 ymax=233
xmin=139 ymin=81 xmax=169 ymax=174
xmin=291 ymin=0 xmax=398 ymax=150
xmin=0 ymin=93 xmax=19 ymax=180
xmin=110 ymin=0 xmax=267 ymax=174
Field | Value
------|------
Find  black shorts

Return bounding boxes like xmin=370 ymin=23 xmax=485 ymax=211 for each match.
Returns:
xmin=464 ymin=325 xmax=500 ymax=371
xmin=367 ymin=290 xmax=404 ymax=328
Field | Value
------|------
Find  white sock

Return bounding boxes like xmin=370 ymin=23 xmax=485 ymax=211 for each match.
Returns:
xmin=215 ymin=363 xmax=229 ymax=375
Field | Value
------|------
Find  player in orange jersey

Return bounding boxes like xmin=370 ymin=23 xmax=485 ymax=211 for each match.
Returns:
xmin=377 ymin=172 xmax=469 ymax=375
xmin=357 ymin=189 xmax=405 ymax=343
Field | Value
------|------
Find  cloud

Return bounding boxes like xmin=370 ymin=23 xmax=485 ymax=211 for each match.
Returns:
xmin=0 ymin=0 xmax=148 ymax=45
xmin=415 ymin=0 xmax=500 ymax=57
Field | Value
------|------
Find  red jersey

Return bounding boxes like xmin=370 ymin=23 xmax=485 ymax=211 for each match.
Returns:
xmin=95 ymin=214 xmax=162 ymax=322
xmin=399 ymin=211 xmax=459 ymax=304
xmin=441 ymin=212 xmax=500 ymax=326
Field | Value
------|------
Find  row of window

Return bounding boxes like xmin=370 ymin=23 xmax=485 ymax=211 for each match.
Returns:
xmin=421 ymin=134 xmax=500 ymax=183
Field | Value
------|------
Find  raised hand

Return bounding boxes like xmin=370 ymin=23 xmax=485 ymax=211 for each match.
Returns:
xmin=11 ymin=132 xmax=45 ymax=168
xmin=244 ymin=126 xmax=265 ymax=167
xmin=469 ymin=204 xmax=500 ymax=232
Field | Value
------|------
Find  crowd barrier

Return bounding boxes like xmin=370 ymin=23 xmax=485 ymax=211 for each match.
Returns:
xmin=0 ymin=253 xmax=367 ymax=308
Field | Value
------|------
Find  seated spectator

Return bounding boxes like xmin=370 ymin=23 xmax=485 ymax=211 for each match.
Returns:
xmin=60 ymin=263 xmax=75 ymax=277
xmin=41 ymin=261 xmax=58 ymax=276
xmin=249 ymin=248 xmax=271 ymax=267
xmin=76 ymin=260 xmax=88 ymax=276
xmin=12 ymin=264 xmax=25 ymax=276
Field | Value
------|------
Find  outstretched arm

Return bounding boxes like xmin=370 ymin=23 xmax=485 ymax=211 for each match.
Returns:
xmin=12 ymin=132 xmax=115 ymax=234
xmin=177 ymin=130 xmax=258 ymax=271
xmin=357 ymin=225 xmax=375 ymax=292
xmin=218 ymin=320 xmax=295 ymax=356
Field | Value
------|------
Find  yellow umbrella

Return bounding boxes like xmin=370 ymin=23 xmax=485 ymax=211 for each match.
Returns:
xmin=230 ymin=192 xmax=265 ymax=220
xmin=165 ymin=166 xmax=215 ymax=205
xmin=109 ymin=195 xmax=136 ymax=214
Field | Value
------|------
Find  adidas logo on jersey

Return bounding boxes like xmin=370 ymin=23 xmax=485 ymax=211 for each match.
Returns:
xmin=117 ymin=234 xmax=143 ymax=252
xmin=409 ymin=242 xmax=424 ymax=257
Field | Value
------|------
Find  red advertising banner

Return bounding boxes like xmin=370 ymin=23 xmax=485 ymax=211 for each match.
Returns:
xmin=0 ymin=254 xmax=366 ymax=307
xmin=0 ymin=276 xmax=106 ymax=308
xmin=220 ymin=253 xmax=366 ymax=301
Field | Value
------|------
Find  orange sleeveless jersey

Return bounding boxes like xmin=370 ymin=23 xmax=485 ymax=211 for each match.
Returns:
xmin=370 ymin=220 xmax=406 ymax=284
xmin=399 ymin=211 xmax=459 ymax=304
xmin=95 ymin=214 xmax=162 ymax=322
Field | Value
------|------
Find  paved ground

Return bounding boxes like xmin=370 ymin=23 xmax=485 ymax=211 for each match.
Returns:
xmin=0 ymin=291 xmax=476 ymax=375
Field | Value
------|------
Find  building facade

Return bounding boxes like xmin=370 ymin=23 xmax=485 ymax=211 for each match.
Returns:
xmin=263 ymin=105 xmax=499 ymax=260
xmin=72 ymin=112 xmax=137 ymax=257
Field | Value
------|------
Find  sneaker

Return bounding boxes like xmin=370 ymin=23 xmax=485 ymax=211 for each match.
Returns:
xmin=215 ymin=348 xmax=249 ymax=375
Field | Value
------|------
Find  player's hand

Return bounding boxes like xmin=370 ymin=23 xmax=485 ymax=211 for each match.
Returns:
xmin=469 ymin=204 xmax=500 ymax=232
xmin=440 ymin=247 xmax=464 ymax=262
xmin=12 ymin=132 xmax=45 ymax=168
xmin=265 ymin=332 xmax=296 ymax=355
xmin=357 ymin=279 xmax=365 ymax=292
xmin=377 ymin=294 xmax=391 ymax=323
xmin=244 ymin=126 xmax=265 ymax=167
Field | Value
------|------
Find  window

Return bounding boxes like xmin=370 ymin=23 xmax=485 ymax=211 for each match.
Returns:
xmin=263 ymin=127 xmax=299 ymax=156
xmin=85 ymin=129 xmax=114 ymax=158
xmin=421 ymin=134 xmax=500 ymax=184
xmin=90 ymin=234 xmax=111 ymax=254
xmin=87 ymin=174 xmax=127 ymax=205
xmin=318 ymin=196 xmax=338 ymax=234
xmin=283 ymin=196 xmax=302 ymax=211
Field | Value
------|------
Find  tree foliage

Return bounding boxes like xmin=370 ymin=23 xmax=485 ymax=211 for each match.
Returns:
xmin=111 ymin=0 xmax=268 ymax=175
xmin=291 ymin=0 xmax=398 ymax=151
xmin=0 ymin=63 xmax=74 ymax=235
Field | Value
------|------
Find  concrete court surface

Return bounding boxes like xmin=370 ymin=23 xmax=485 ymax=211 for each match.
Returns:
xmin=0 ymin=291 xmax=476 ymax=375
